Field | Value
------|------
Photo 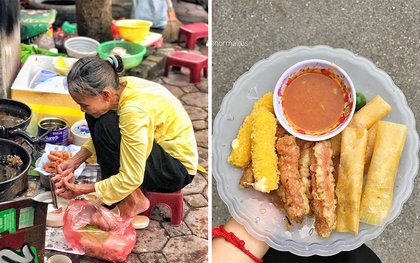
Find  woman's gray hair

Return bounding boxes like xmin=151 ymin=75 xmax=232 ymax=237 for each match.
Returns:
xmin=67 ymin=55 xmax=124 ymax=96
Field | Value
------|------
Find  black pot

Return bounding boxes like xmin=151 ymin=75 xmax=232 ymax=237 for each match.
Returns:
xmin=0 ymin=98 xmax=39 ymax=144
xmin=0 ymin=138 xmax=31 ymax=201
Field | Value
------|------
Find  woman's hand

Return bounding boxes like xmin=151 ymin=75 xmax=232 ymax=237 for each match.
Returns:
xmin=55 ymin=179 xmax=96 ymax=200
xmin=55 ymin=177 xmax=79 ymax=199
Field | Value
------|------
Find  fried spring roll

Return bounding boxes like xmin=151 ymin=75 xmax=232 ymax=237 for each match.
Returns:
xmin=277 ymin=136 xmax=309 ymax=223
xmin=348 ymin=95 xmax=392 ymax=130
xmin=250 ymin=110 xmax=279 ymax=193
xmin=329 ymin=134 xmax=342 ymax=159
xmin=336 ymin=127 xmax=368 ymax=235
xmin=359 ymin=121 xmax=408 ymax=226
xmin=227 ymin=115 xmax=252 ymax=168
xmin=364 ymin=122 xmax=379 ymax=165
xmin=310 ymin=141 xmax=336 ymax=238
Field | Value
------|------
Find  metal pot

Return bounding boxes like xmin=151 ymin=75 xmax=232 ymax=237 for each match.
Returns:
xmin=0 ymin=98 xmax=40 ymax=144
xmin=0 ymin=138 xmax=31 ymax=201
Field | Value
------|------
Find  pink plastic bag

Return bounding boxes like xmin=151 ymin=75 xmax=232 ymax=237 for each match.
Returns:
xmin=63 ymin=200 xmax=136 ymax=262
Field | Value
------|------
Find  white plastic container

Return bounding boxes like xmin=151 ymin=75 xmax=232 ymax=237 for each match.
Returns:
xmin=71 ymin=119 xmax=90 ymax=146
xmin=64 ymin=36 xmax=100 ymax=58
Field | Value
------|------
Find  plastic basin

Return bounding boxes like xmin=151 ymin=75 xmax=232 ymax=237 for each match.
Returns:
xmin=64 ymin=36 xmax=100 ymax=58
xmin=116 ymin=19 xmax=153 ymax=43
xmin=97 ymin=41 xmax=147 ymax=70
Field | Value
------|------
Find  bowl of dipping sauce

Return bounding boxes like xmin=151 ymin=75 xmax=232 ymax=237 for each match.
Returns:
xmin=273 ymin=59 xmax=356 ymax=141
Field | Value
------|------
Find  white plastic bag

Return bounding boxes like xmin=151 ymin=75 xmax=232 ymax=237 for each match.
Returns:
xmin=131 ymin=0 xmax=171 ymax=28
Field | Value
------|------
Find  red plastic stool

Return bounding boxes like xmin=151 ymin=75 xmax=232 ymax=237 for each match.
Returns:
xmin=164 ymin=51 xmax=208 ymax=83
xmin=142 ymin=190 xmax=184 ymax=226
xmin=178 ymin=22 xmax=208 ymax=50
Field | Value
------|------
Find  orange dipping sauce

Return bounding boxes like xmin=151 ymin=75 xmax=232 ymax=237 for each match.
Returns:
xmin=283 ymin=71 xmax=345 ymax=132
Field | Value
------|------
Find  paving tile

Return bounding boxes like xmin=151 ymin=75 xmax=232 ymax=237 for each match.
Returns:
xmin=193 ymin=119 xmax=208 ymax=130
xmin=197 ymin=146 xmax=208 ymax=164
xmin=184 ymin=207 xmax=209 ymax=239
xmin=183 ymin=199 xmax=190 ymax=218
xmin=181 ymin=92 xmax=208 ymax=107
xmin=202 ymin=187 xmax=208 ymax=200
xmin=138 ymin=253 xmax=167 ymax=263
xmin=184 ymin=194 xmax=208 ymax=208
xmin=184 ymin=105 xmax=208 ymax=121
xmin=162 ymin=72 xmax=192 ymax=87
xmin=162 ymin=235 xmax=208 ymax=262
xmin=147 ymin=55 xmax=165 ymax=64
xmin=133 ymin=221 xmax=169 ymax=253
xmin=162 ymin=221 xmax=192 ymax=237
xmin=150 ymin=205 xmax=171 ymax=222
xmin=122 ymin=254 xmax=142 ymax=263
xmin=195 ymin=129 xmax=208 ymax=148
xmin=196 ymin=78 xmax=208 ymax=92
xmin=182 ymin=85 xmax=200 ymax=93
xmin=183 ymin=174 xmax=207 ymax=195
xmin=162 ymin=84 xmax=184 ymax=98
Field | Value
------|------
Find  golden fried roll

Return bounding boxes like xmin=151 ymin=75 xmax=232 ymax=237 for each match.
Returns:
xmin=310 ymin=141 xmax=336 ymax=238
xmin=329 ymin=134 xmax=342 ymax=159
xmin=251 ymin=110 xmax=279 ymax=193
xmin=359 ymin=121 xmax=408 ymax=226
xmin=364 ymin=122 xmax=379 ymax=165
xmin=299 ymin=141 xmax=314 ymax=214
xmin=239 ymin=164 xmax=254 ymax=188
xmin=277 ymin=135 xmax=309 ymax=223
xmin=336 ymin=127 xmax=368 ymax=235
xmin=269 ymin=184 xmax=287 ymax=214
xmin=348 ymin=95 xmax=392 ymax=130
xmin=227 ymin=115 xmax=252 ymax=168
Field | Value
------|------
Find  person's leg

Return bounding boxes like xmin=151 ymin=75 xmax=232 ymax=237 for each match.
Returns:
xmin=142 ymin=142 xmax=194 ymax=193
xmin=85 ymin=112 xmax=120 ymax=180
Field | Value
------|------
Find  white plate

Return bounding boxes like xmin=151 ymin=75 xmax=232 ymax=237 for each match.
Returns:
xmin=212 ymin=45 xmax=419 ymax=256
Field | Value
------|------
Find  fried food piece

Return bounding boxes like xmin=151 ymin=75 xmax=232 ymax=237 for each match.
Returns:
xmin=251 ymin=110 xmax=279 ymax=193
xmin=239 ymin=164 xmax=254 ymax=188
xmin=336 ymin=127 xmax=368 ymax=235
xmin=348 ymin=95 xmax=392 ymax=130
xmin=329 ymin=133 xmax=341 ymax=159
xmin=299 ymin=141 xmax=314 ymax=214
xmin=364 ymin=122 xmax=378 ymax=165
xmin=269 ymin=184 xmax=287 ymax=214
xmin=228 ymin=93 xmax=275 ymax=168
xmin=250 ymin=92 xmax=275 ymax=115
xmin=275 ymin=122 xmax=289 ymax=139
xmin=50 ymin=150 xmax=72 ymax=160
xmin=227 ymin=115 xmax=253 ymax=168
xmin=42 ymin=161 xmax=57 ymax=169
xmin=359 ymin=121 xmax=408 ymax=226
xmin=310 ymin=140 xmax=336 ymax=238
xmin=45 ymin=167 xmax=57 ymax=173
xmin=44 ymin=150 xmax=73 ymax=174
xmin=277 ymin=135 xmax=309 ymax=223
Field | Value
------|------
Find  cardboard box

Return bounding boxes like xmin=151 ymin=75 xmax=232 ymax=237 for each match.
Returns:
xmin=11 ymin=55 xmax=84 ymax=130
xmin=0 ymin=198 xmax=48 ymax=263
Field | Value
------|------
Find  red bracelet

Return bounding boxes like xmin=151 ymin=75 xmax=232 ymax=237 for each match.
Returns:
xmin=212 ymin=225 xmax=263 ymax=263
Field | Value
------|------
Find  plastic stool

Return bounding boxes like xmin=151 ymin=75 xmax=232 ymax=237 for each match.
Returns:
xmin=164 ymin=51 xmax=208 ymax=83
xmin=178 ymin=22 xmax=208 ymax=50
xmin=142 ymin=190 xmax=184 ymax=226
